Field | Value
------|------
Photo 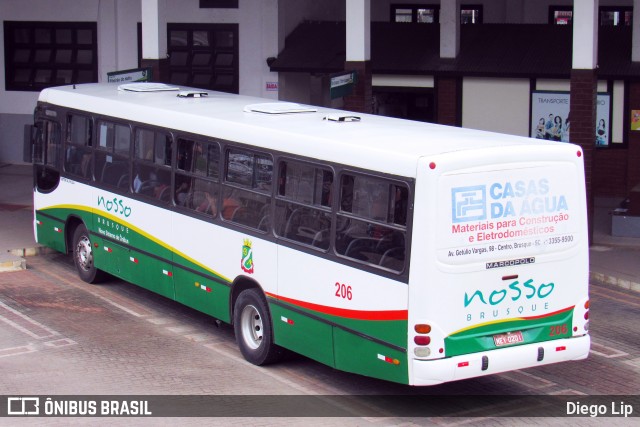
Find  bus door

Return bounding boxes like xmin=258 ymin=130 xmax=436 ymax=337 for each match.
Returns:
xmin=29 ymin=117 xmax=65 ymax=253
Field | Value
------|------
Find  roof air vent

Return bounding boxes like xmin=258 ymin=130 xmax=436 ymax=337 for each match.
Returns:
xmin=243 ymin=102 xmax=317 ymax=114
xmin=323 ymin=115 xmax=361 ymax=122
xmin=118 ymin=83 xmax=180 ymax=92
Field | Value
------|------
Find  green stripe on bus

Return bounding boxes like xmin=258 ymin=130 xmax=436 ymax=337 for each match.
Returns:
xmin=445 ymin=307 xmax=575 ymax=357
xmin=40 ymin=205 xmax=231 ymax=284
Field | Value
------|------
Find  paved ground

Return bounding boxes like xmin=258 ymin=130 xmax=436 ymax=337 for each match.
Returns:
xmin=0 ymin=253 xmax=638 ymax=425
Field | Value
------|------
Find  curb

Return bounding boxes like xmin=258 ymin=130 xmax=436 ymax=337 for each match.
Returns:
xmin=589 ymin=271 xmax=640 ymax=293
xmin=0 ymin=246 xmax=57 ymax=272
xmin=8 ymin=246 xmax=58 ymax=257
xmin=0 ymin=254 xmax=26 ymax=272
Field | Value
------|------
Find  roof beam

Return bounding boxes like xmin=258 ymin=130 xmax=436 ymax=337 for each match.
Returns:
xmin=440 ymin=0 xmax=460 ymax=59
xmin=346 ymin=0 xmax=370 ymax=62
xmin=572 ymin=0 xmax=598 ymax=69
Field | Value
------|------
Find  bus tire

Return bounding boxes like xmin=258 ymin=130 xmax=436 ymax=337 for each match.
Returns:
xmin=72 ymin=224 xmax=104 ymax=284
xmin=233 ymin=288 xmax=282 ymax=365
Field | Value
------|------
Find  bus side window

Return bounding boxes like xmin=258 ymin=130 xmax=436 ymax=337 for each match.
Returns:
xmin=336 ymin=173 xmax=407 ymax=273
xmin=175 ymin=137 xmax=220 ymax=213
xmin=133 ymin=128 xmax=172 ymax=203
xmin=64 ymin=114 xmax=93 ymax=180
xmin=392 ymin=185 xmax=408 ymax=226
xmin=114 ymin=124 xmax=131 ymax=156
xmin=274 ymin=160 xmax=332 ymax=249
xmin=223 ymin=148 xmax=272 ymax=230
xmin=95 ymin=121 xmax=130 ymax=191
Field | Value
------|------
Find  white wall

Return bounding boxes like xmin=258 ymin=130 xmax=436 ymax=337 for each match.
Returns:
xmin=0 ymin=0 xmax=133 ymax=115
xmin=159 ymin=0 xmax=280 ymax=98
xmin=0 ymin=0 xmax=282 ymax=162
xmin=0 ymin=0 xmax=142 ymax=162
xmin=0 ymin=0 xmax=282 ymax=116
xmin=462 ymin=77 xmax=531 ymax=136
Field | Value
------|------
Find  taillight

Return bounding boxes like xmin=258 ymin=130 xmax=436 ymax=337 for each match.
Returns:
xmin=579 ymin=299 xmax=590 ymax=333
xmin=414 ymin=336 xmax=431 ymax=346
xmin=414 ymin=324 xmax=431 ymax=334
xmin=413 ymin=323 xmax=433 ymax=358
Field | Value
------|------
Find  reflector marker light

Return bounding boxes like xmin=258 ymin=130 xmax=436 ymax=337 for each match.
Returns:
xmin=54 ymin=227 xmax=62 ymax=233
xmin=36 ymin=220 xmax=42 ymax=225
xmin=195 ymin=282 xmax=211 ymax=292
xmin=458 ymin=361 xmax=469 ymax=367
xmin=104 ymin=246 xmax=112 ymax=253
xmin=129 ymin=257 xmax=138 ymax=264
xmin=556 ymin=346 xmax=566 ymax=352
xmin=280 ymin=316 xmax=294 ymax=325
xmin=162 ymin=270 xmax=173 ymax=277
xmin=502 ymin=274 xmax=518 ymax=281
xmin=377 ymin=354 xmax=400 ymax=365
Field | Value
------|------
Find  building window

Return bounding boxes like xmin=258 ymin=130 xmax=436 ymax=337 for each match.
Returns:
xmin=391 ymin=4 xmax=481 ymax=24
xmin=461 ymin=5 xmax=483 ymax=24
xmin=549 ymin=7 xmax=573 ymax=25
xmin=199 ymin=0 xmax=238 ymax=8
xmin=600 ymin=7 xmax=632 ymax=26
xmin=550 ymin=6 xmax=633 ymax=26
xmin=167 ymin=23 xmax=239 ymax=94
xmin=4 ymin=21 xmax=97 ymax=91
xmin=392 ymin=4 xmax=439 ymax=23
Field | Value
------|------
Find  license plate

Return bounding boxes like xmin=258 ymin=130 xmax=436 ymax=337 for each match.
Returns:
xmin=493 ymin=331 xmax=524 ymax=347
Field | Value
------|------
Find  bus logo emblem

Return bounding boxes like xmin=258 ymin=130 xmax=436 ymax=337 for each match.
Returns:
xmin=241 ymin=239 xmax=254 ymax=274
xmin=452 ymin=185 xmax=486 ymax=223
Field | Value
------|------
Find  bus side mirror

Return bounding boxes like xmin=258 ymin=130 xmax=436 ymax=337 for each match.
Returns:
xmin=23 ymin=124 xmax=35 ymax=163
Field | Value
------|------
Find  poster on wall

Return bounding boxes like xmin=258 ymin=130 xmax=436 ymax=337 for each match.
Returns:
xmin=530 ymin=91 xmax=611 ymax=146
xmin=631 ymin=110 xmax=640 ymax=131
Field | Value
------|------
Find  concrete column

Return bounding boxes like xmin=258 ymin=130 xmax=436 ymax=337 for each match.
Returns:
xmin=140 ymin=0 xmax=169 ymax=82
xmin=570 ymin=0 xmax=598 ymax=244
xmin=633 ymin=0 xmax=640 ymax=61
xmin=344 ymin=0 xmax=372 ymax=113
xmin=440 ymin=0 xmax=460 ymax=58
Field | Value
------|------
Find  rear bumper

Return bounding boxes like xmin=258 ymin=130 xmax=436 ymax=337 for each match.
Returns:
xmin=410 ymin=335 xmax=590 ymax=386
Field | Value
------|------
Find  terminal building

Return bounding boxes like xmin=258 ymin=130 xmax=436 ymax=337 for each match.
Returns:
xmin=2 ymin=0 xmax=640 ymax=224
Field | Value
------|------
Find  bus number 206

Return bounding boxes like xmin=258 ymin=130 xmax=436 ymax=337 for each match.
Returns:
xmin=335 ymin=282 xmax=353 ymax=300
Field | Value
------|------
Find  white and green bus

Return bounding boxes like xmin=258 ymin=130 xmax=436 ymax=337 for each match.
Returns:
xmin=26 ymin=82 xmax=590 ymax=386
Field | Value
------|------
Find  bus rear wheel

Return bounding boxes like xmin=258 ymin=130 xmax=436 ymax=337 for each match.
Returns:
xmin=233 ymin=288 xmax=282 ymax=365
xmin=72 ymin=224 xmax=104 ymax=283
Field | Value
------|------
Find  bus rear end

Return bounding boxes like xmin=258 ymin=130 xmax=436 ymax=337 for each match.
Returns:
xmin=409 ymin=143 xmax=590 ymax=386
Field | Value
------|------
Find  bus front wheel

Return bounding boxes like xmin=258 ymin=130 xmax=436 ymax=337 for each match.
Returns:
xmin=72 ymin=224 xmax=104 ymax=284
xmin=233 ymin=288 xmax=282 ymax=365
